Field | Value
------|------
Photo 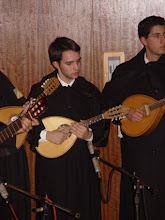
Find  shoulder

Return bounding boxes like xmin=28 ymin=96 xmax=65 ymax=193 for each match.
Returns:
xmin=0 ymin=71 xmax=15 ymax=95
xmin=111 ymin=49 xmax=145 ymax=80
xmin=75 ymin=76 xmax=100 ymax=93
xmin=0 ymin=71 xmax=13 ymax=86
xmin=75 ymin=77 xmax=102 ymax=103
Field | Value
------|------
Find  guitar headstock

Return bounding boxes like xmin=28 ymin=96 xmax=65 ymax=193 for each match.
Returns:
xmin=42 ymin=77 xmax=60 ymax=96
xmin=28 ymin=96 xmax=48 ymax=118
xmin=103 ymin=105 xmax=130 ymax=120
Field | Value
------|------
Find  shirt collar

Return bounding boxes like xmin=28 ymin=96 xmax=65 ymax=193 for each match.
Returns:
xmin=57 ymin=74 xmax=75 ymax=87
xmin=144 ymin=53 xmax=149 ymax=64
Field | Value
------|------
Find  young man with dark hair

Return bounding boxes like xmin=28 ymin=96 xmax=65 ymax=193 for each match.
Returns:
xmin=28 ymin=37 xmax=109 ymax=220
xmin=102 ymin=15 xmax=165 ymax=220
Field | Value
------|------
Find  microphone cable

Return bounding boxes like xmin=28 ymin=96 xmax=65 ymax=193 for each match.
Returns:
xmin=7 ymin=201 xmax=19 ymax=220
xmin=44 ymin=196 xmax=57 ymax=220
xmin=100 ymin=168 xmax=115 ymax=204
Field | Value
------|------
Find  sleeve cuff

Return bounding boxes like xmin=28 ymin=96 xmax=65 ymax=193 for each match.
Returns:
xmin=39 ymin=130 xmax=47 ymax=143
xmin=85 ymin=128 xmax=93 ymax=142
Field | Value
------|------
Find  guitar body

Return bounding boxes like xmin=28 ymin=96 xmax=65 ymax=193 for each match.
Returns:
xmin=0 ymin=106 xmax=23 ymax=124
xmin=36 ymin=105 xmax=129 ymax=158
xmin=0 ymin=106 xmax=27 ymax=149
xmin=36 ymin=116 xmax=77 ymax=158
xmin=0 ymin=77 xmax=59 ymax=150
xmin=121 ymin=94 xmax=165 ymax=137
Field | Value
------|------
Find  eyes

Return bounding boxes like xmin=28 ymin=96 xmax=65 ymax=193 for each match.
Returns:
xmin=66 ymin=59 xmax=81 ymax=66
xmin=150 ymin=33 xmax=165 ymax=39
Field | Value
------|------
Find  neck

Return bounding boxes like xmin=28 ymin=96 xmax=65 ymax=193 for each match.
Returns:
xmin=146 ymin=52 xmax=160 ymax=62
xmin=57 ymin=74 xmax=75 ymax=86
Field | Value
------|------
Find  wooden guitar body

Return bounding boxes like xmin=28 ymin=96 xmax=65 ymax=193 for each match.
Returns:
xmin=36 ymin=105 xmax=129 ymax=158
xmin=36 ymin=116 xmax=77 ymax=158
xmin=0 ymin=106 xmax=27 ymax=148
xmin=121 ymin=94 xmax=165 ymax=137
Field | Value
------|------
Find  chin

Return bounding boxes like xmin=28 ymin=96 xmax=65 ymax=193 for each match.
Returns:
xmin=73 ymin=74 xmax=79 ymax=79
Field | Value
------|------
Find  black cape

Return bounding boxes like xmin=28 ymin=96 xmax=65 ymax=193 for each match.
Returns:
xmin=28 ymin=70 xmax=109 ymax=220
xmin=102 ymin=49 xmax=165 ymax=220
xmin=0 ymin=71 xmax=31 ymax=220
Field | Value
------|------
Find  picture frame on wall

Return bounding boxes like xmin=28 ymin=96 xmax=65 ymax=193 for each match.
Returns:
xmin=103 ymin=52 xmax=125 ymax=86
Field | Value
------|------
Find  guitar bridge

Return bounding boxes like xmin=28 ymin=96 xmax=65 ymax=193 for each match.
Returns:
xmin=142 ymin=104 xmax=151 ymax=117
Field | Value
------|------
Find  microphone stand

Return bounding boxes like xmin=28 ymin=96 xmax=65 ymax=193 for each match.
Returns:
xmin=4 ymin=181 xmax=80 ymax=219
xmin=94 ymin=151 xmax=158 ymax=220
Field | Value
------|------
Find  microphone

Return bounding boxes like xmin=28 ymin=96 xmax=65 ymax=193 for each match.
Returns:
xmin=88 ymin=141 xmax=101 ymax=179
xmin=0 ymin=182 xmax=8 ymax=200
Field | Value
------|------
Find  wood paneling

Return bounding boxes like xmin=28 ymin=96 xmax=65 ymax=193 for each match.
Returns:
xmin=0 ymin=0 xmax=164 ymax=219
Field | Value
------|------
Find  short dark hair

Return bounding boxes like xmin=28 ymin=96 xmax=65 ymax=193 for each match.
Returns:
xmin=48 ymin=37 xmax=81 ymax=65
xmin=138 ymin=15 xmax=165 ymax=39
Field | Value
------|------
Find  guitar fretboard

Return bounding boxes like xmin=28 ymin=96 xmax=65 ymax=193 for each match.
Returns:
xmin=0 ymin=111 xmax=32 ymax=145
xmin=0 ymin=117 xmax=23 ymax=144
xmin=149 ymin=98 xmax=165 ymax=111
xmin=83 ymin=114 xmax=104 ymax=126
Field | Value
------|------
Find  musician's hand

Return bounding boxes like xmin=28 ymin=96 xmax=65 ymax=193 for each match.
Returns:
xmin=127 ymin=108 xmax=144 ymax=122
xmin=31 ymin=118 xmax=39 ymax=126
xmin=17 ymin=118 xmax=39 ymax=134
xmin=70 ymin=122 xmax=92 ymax=140
xmin=46 ymin=129 xmax=69 ymax=144
xmin=17 ymin=117 xmax=33 ymax=134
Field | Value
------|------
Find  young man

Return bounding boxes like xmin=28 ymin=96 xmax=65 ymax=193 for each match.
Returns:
xmin=0 ymin=71 xmax=37 ymax=220
xmin=102 ymin=16 xmax=165 ymax=220
xmin=28 ymin=37 xmax=109 ymax=220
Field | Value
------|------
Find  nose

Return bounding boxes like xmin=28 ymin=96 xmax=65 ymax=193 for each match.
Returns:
xmin=73 ymin=62 xmax=79 ymax=71
xmin=160 ymin=34 xmax=165 ymax=43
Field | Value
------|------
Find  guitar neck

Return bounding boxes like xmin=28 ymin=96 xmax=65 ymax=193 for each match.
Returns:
xmin=0 ymin=112 xmax=31 ymax=145
xmin=82 ymin=114 xmax=104 ymax=127
xmin=149 ymin=98 xmax=165 ymax=111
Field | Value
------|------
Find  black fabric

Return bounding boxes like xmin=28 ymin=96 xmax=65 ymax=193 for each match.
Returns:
xmin=102 ymin=50 xmax=165 ymax=220
xmin=28 ymin=71 xmax=109 ymax=220
xmin=0 ymin=71 xmax=31 ymax=220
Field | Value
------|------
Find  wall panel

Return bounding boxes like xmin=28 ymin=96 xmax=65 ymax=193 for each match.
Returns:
xmin=0 ymin=0 xmax=164 ymax=219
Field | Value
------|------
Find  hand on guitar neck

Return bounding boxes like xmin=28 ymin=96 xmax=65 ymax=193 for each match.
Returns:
xmin=6 ymin=103 xmax=39 ymax=135
xmin=17 ymin=117 xmax=39 ymax=134
xmin=70 ymin=122 xmax=92 ymax=140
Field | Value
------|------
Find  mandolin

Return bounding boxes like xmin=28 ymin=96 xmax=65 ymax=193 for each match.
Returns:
xmin=121 ymin=94 xmax=165 ymax=137
xmin=36 ymin=105 xmax=129 ymax=158
xmin=0 ymin=77 xmax=60 ymax=148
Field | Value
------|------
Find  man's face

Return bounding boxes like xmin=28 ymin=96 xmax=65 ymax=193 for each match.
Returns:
xmin=54 ymin=50 xmax=81 ymax=84
xmin=141 ymin=25 xmax=165 ymax=61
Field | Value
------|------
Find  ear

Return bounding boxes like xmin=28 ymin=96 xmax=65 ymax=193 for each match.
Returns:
xmin=52 ymin=61 xmax=60 ymax=70
xmin=140 ymin=36 xmax=147 ymax=46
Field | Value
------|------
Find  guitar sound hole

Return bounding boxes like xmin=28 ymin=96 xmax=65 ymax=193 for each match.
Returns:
xmin=10 ymin=115 xmax=19 ymax=122
xmin=58 ymin=124 xmax=72 ymax=138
